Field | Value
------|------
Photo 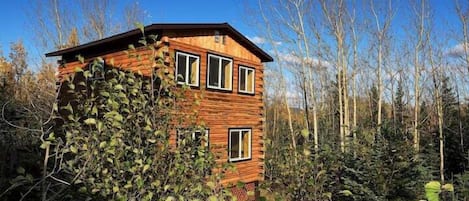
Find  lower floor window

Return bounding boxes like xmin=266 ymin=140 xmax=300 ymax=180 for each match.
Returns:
xmin=229 ymin=128 xmax=251 ymax=162
xmin=177 ymin=128 xmax=209 ymax=148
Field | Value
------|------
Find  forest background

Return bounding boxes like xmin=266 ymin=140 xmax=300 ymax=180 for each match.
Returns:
xmin=2 ymin=0 xmax=469 ymax=200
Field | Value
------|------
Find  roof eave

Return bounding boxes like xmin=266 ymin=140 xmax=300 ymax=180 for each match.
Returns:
xmin=45 ymin=23 xmax=274 ymax=62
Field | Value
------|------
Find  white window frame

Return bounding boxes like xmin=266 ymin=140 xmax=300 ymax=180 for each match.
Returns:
xmin=207 ymin=54 xmax=233 ymax=91
xmin=228 ymin=128 xmax=252 ymax=162
xmin=177 ymin=128 xmax=210 ymax=147
xmin=192 ymin=129 xmax=210 ymax=147
xmin=238 ymin=66 xmax=255 ymax=94
xmin=175 ymin=51 xmax=200 ymax=87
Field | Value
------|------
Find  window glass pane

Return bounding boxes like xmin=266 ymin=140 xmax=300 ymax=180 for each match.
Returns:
xmin=189 ymin=57 xmax=197 ymax=85
xmin=230 ymin=131 xmax=240 ymax=159
xmin=193 ymin=131 xmax=202 ymax=145
xmin=209 ymin=56 xmax=219 ymax=87
xmin=240 ymin=68 xmax=246 ymax=91
xmin=242 ymin=130 xmax=250 ymax=158
xmin=177 ymin=54 xmax=187 ymax=83
xmin=247 ymin=69 xmax=254 ymax=93
xmin=222 ymin=59 xmax=231 ymax=89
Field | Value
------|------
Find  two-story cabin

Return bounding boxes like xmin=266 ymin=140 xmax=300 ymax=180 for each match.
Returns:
xmin=46 ymin=23 xmax=273 ymax=200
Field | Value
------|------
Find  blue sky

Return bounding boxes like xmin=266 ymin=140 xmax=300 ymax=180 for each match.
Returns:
xmin=0 ymin=0 xmax=256 ymax=62
xmin=0 ymin=0 xmax=465 ymax=70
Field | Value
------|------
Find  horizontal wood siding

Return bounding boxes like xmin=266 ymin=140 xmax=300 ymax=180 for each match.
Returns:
xmin=164 ymin=30 xmax=262 ymax=64
xmin=56 ymin=31 xmax=265 ymax=186
xmin=57 ymin=47 xmax=155 ymax=79
xmin=168 ymin=39 xmax=265 ymax=185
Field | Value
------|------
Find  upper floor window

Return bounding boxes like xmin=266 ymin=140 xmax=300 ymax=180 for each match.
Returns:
xmin=176 ymin=51 xmax=199 ymax=87
xmin=229 ymin=128 xmax=251 ymax=162
xmin=207 ymin=54 xmax=232 ymax=91
xmin=238 ymin=66 xmax=255 ymax=94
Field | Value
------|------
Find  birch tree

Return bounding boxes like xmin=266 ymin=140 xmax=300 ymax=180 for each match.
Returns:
xmin=319 ymin=0 xmax=349 ymax=152
xmin=455 ymin=0 xmax=469 ymax=71
xmin=257 ymin=0 xmax=298 ymax=163
xmin=370 ymin=0 xmax=394 ymax=136
xmin=411 ymin=0 xmax=429 ymax=154
xmin=429 ymin=42 xmax=445 ymax=184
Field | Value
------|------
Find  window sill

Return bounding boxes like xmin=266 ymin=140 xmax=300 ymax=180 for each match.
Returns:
xmin=238 ymin=91 xmax=255 ymax=96
xmin=206 ymin=86 xmax=233 ymax=93
xmin=229 ymin=157 xmax=252 ymax=162
xmin=177 ymin=82 xmax=200 ymax=89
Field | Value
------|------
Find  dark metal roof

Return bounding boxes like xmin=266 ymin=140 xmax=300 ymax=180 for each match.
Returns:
xmin=45 ymin=23 xmax=273 ymax=62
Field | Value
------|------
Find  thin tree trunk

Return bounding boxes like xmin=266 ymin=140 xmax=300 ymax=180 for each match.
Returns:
xmin=291 ymin=0 xmax=319 ymax=153
xmin=320 ymin=0 xmax=347 ymax=153
xmin=348 ymin=8 xmax=359 ymax=155
xmin=338 ymin=69 xmax=345 ymax=153
xmin=431 ymin=57 xmax=444 ymax=184
xmin=258 ymin=0 xmax=298 ymax=164
xmin=456 ymin=83 xmax=464 ymax=152
xmin=456 ymin=0 xmax=469 ymax=71
xmin=413 ymin=0 xmax=426 ymax=154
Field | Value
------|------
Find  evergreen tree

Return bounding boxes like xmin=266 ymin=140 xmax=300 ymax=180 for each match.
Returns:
xmin=440 ymin=77 xmax=467 ymax=176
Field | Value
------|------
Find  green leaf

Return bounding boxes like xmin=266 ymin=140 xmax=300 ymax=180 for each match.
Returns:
xmin=135 ymin=159 xmax=143 ymax=165
xmin=143 ymin=164 xmax=150 ymax=173
xmin=84 ymin=118 xmax=96 ymax=125
xmin=339 ymin=190 xmax=353 ymax=197
xmin=148 ymin=34 xmax=158 ymax=42
xmin=63 ymin=103 xmax=73 ymax=113
xmin=99 ymin=141 xmax=107 ymax=148
xmin=322 ymin=192 xmax=332 ymax=199
xmin=301 ymin=129 xmax=309 ymax=138
xmin=78 ymin=186 xmax=87 ymax=193
xmin=91 ymin=106 xmax=98 ymax=115
xmin=442 ymin=183 xmax=454 ymax=192
xmin=303 ymin=149 xmax=311 ymax=156
xmin=47 ymin=132 xmax=55 ymax=141
xmin=165 ymin=196 xmax=175 ymax=201
xmin=114 ymin=84 xmax=124 ymax=90
xmin=134 ymin=22 xmax=145 ymax=34
xmin=40 ymin=141 xmax=50 ymax=149
xmin=425 ymin=181 xmax=441 ymax=201
xmin=70 ymin=146 xmax=78 ymax=154
xmin=124 ymin=183 xmax=133 ymax=189
xmin=74 ymin=67 xmax=83 ymax=72
xmin=236 ymin=181 xmax=245 ymax=188
xmin=112 ymin=186 xmax=119 ymax=193
xmin=100 ymin=91 xmax=110 ymax=97
xmin=137 ymin=177 xmax=144 ymax=188
xmin=114 ymin=114 xmax=124 ymax=122
xmin=76 ymin=54 xmax=84 ymax=63
xmin=207 ymin=181 xmax=215 ymax=189
xmin=16 ymin=167 xmax=25 ymax=175
xmin=208 ymin=196 xmax=217 ymax=201
xmin=138 ymin=39 xmax=147 ymax=46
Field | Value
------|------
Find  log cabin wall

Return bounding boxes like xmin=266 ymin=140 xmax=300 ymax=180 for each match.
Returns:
xmin=165 ymin=29 xmax=265 ymax=185
xmin=54 ymin=27 xmax=266 ymax=186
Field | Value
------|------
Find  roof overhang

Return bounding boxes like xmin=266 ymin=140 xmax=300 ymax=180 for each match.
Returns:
xmin=45 ymin=23 xmax=273 ymax=62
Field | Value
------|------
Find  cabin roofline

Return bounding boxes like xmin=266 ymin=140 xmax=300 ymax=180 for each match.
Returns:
xmin=45 ymin=23 xmax=274 ymax=63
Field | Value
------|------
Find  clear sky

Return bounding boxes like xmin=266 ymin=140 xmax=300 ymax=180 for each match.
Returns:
xmin=0 ymin=0 xmax=465 ymax=69
xmin=0 ymin=0 xmax=256 ymax=62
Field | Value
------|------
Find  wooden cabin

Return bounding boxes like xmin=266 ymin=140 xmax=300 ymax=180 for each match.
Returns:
xmin=45 ymin=23 xmax=273 ymax=199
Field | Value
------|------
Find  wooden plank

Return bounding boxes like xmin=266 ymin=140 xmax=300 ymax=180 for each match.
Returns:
xmin=56 ymin=33 xmax=267 ymax=184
